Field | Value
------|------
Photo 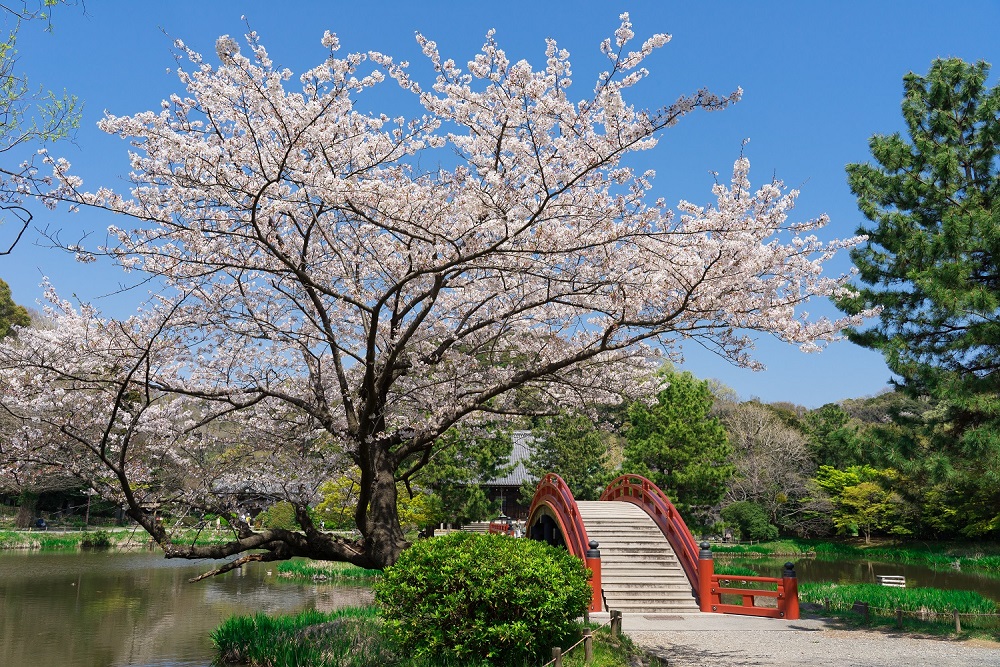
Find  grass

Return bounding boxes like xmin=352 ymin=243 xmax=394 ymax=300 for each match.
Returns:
xmin=212 ymin=608 xmax=645 ymax=667
xmin=800 ymin=582 xmax=998 ymax=615
xmin=561 ymin=625 xmax=646 ymax=667
xmin=212 ymin=607 xmax=397 ymax=667
xmin=0 ymin=527 xmax=232 ymax=551
xmin=276 ymin=559 xmax=381 ymax=582
xmin=799 ymin=582 xmax=1000 ymax=639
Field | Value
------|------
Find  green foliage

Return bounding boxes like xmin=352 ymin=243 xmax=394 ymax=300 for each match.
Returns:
xmin=520 ymin=411 xmax=611 ymax=503
xmin=315 ymin=474 xmax=362 ymax=530
xmin=212 ymin=607 xmax=638 ymax=667
xmin=276 ymin=559 xmax=380 ymax=582
xmin=80 ymin=529 xmax=112 ymax=548
xmin=711 ymin=539 xmax=808 ymax=556
xmin=315 ymin=467 xmax=438 ymax=533
xmin=375 ymin=532 xmax=591 ymax=666
xmin=720 ymin=501 xmax=778 ymax=541
xmin=842 ymin=57 xmax=1000 ymax=401
xmin=815 ymin=466 xmax=911 ymax=542
xmin=408 ymin=425 xmax=514 ymax=526
xmin=560 ymin=625 xmax=644 ymax=667
xmin=803 ymin=403 xmax=865 ymax=468
xmin=623 ymin=369 xmax=733 ymax=517
xmin=799 ymin=582 xmax=997 ymax=616
xmin=0 ymin=278 xmax=29 ymax=337
xmin=256 ymin=501 xmax=300 ymax=531
xmin=838 ymin=58 xmax=1000 ymax=539
xmin=211 ymin=607 xmax=394 ymax=667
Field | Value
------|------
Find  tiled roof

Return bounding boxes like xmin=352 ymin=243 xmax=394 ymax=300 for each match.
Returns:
xmin=483 ymin=430 xmax=536 ymax=487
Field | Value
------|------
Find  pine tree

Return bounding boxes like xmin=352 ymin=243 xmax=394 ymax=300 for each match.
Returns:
xmin=840 ymin=57 xmax=1000 ymax=405
xmin=838 ymin=58 xmax=1000 ymax=536
xmin=622 ymin=369 xmax=733 ymax=517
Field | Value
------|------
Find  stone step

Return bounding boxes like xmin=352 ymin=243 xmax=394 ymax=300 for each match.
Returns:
xmin=576 ymin=501 xmax=698 ymax=614
xmin=601 ymin=578 xmax=691 ymax=588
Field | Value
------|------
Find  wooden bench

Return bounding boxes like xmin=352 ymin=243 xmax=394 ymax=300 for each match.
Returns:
xmin=876 ymin=575 xmax=906 ymax=587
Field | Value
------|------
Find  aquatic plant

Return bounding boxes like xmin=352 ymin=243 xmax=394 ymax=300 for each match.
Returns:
xmin=276 ymin=559 xmax=380 ymax=582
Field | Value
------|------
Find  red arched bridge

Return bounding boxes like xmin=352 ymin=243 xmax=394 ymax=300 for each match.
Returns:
xmin=525 ymin=473 xmax=799 ymax=619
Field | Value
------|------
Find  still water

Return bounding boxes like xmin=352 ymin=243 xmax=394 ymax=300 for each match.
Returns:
xmin=0 ymin=550 xmax=373 ymax=667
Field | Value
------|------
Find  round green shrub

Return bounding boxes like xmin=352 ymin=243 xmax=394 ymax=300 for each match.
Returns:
xmin=374 ymin=532 xmax=592 ymax=666
xmin=721 ymin=501 xmax=779 ymax=542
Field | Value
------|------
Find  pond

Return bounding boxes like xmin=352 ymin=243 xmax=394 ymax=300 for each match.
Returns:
xmin=0 ymin=550 xmax=373 ymax=667
xmin=730 ymin=555 xmax=1000 ymax=604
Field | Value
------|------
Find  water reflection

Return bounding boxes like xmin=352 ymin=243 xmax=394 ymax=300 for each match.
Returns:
xmin=0 ymin=551 xmax=373 ymax=667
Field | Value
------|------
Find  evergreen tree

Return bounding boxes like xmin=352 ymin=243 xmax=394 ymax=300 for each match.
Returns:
xmin=838 ymin=59 xmax=1000 ymax=537
xmin=0 ymin=277 xmax=29 ymax=338
xmin=839 ymin=57 xmax=1000 ymax=412
xmin=622 ymin=369 xmax=733 ymax=517
xmin=519 ymin=411 xmax=610 ymax=503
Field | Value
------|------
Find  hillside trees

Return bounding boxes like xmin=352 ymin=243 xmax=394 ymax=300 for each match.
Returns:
xmin=0 ymin=17 xmax=867 ymax=571
xmin=719 ymin=401 xmax=826 ymax=535
xmin=0 ymin=276 xmax=28 ymax=337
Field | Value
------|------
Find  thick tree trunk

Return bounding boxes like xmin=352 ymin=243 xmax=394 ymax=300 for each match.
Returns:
xmin=15 ymin=493 xmax=37 ymax=529
xmin=358 ymin=444 xmax=409 ymax=568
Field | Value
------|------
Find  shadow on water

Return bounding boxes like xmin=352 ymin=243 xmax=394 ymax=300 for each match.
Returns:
xmin=0 ymin=550 xmax=373 ymax=667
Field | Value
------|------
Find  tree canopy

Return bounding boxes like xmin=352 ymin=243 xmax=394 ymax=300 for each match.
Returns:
xmin=838 ymin=58 xmax=1000 ymax=537
xmin=840 ymin=57 xmax=1000 ymax=407
xmin=0 ymin=277 xmax=28 ymax=337
xmin=0 ymin=16 xmax=864 ymax=572
xmin=623 ymin=369 xmax=733 ymax=516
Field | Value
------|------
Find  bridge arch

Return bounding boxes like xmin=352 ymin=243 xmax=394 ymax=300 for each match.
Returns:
xmin=525 ymin=472 xmax=800 ymax=619
xmin=599 ymin=474 xmax=700 ymax=591
xmin=525 ymin=472 xmax=589 ymax=558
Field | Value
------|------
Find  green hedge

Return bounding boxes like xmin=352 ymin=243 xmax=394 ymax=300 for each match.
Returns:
xmin=375 ymin=532 xmax=592 ymax=666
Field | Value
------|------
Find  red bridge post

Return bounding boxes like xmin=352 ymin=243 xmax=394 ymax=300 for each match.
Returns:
xmin=697 ymin=541 xmax=714 ymax=612
xmin=782 ymin=562 xmax=799 ymax=620
xmin=585 ymin=540 xmax=602 ymax=612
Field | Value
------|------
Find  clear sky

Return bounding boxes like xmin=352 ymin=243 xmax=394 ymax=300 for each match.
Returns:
xmin=3 ymin=1 xmax=999 ymax=407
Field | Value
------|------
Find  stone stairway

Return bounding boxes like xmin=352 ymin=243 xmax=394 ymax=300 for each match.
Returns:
xmin=577 ymin=500 xmax=699 ymax=614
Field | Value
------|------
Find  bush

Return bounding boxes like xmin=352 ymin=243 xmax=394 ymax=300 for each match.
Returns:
xmin=375 ymin=532 xmax=592 ymax=666
xmin=256 ymin=501 xmax=299 ymax=530
xmin=81 ymin=529 xmax=113 ymax=548
xmin=721 ymin=501 xmax=779 ymax=542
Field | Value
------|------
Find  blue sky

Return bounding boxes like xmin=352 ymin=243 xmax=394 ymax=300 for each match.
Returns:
xmin=3 ymin=1 xmax=999 ymax=407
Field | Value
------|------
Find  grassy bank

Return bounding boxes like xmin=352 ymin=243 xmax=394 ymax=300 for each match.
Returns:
xmin=276 ymin=559 xmax=381 ymax=583
xmin=0 ymin=528 xmax=233 ymax=551
xmin=212 ymin=607 xmax=645 ymax=667
xmin=799 ymin=582 xmax=1000 ymax=638
xmin=715 ymin=559 xmax=1000 ymax=638
xmin=713 ymin=538 xmax=1000 ymax=575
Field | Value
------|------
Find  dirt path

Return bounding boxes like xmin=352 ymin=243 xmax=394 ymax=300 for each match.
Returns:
xmin=592 ymin=611 xmax=1000 ymax=667
xmin=631 ymin=627 xmax=1000 ymax=666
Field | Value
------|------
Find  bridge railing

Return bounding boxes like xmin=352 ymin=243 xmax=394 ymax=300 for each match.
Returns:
xmin=599 ymin=474 xmax=700 ymax=592
xmin=699 ymin=545 xmax=800 ymax=619
xmin=527 ymin=473 xmax=589 ymax=558
xmin=527 ymin=473 xmax=603 ymax=612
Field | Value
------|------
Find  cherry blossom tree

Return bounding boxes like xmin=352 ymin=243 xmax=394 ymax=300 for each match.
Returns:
xmin=1 ymin=14 xmax=870 ymax=571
